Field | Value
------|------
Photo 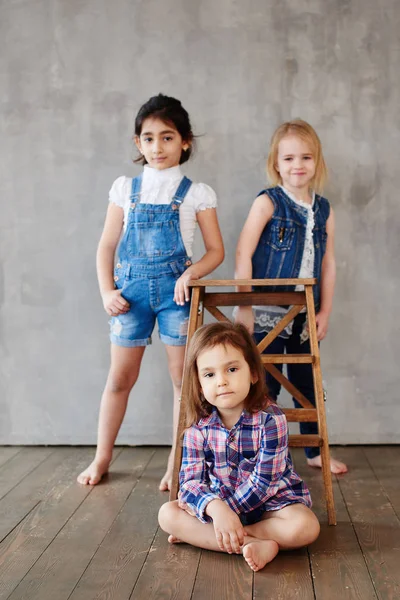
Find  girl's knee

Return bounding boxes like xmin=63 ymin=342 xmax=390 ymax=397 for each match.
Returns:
xmin=158 ymin=501 xmax=179 ymax=532
xmin=170 ymin=377 xmax=182 ymax=391
xmin=305 ymin=512 xmax=320 ymax=544
xmin=168 ymin=369 xmax=183 ymax=390
xmin=295 ymin=511 xmax=320 ymax=546
xmin=107 ymin=370 xmax=138 ymax=394
xmin=166 ymin=358 xmax=184 ymax=390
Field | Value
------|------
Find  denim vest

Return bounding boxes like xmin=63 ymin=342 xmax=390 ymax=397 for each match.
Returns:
xmin=251 ymin=186 xmax=330 ymax=309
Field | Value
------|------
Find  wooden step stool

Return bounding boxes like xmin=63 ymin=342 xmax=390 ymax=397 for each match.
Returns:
xmin=170 ymin=278 xmax=336 ymax=525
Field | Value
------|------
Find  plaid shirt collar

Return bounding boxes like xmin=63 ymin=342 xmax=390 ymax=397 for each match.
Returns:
xmin=198 ymin=407 xmax=262 ymax=430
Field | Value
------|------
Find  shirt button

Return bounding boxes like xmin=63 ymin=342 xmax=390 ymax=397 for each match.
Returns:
xmin=130 ymin=202 xmax=136 ymax=210
xmin=185 ymin=259 xmax=192 ymax=266
xmin=116 ymin=263 xmax=122 ymax=269
xmin=114 ymin=275 xmax=119 ymax=282
xmin=172 ymin=203 xmax=178 ymax=210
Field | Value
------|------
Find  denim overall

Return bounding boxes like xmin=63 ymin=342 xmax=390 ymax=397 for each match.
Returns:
xmin=252 ymin=187 xmax=331 ymax=459
xmin=110 ymin=174 xmax=193 ymax=347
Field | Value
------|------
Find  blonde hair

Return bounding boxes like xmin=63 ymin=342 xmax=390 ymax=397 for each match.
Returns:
xmin=184 ymin=322 xmax=270 ymax=428
xmin=266 ymin=119 xmax=328 ymax=194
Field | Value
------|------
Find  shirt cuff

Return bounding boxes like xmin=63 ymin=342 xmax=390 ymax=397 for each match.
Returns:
xmin=225 ymin=495 xmax=242 ymax=514
xmin=196 ymin=493 xmax=220 ymax=523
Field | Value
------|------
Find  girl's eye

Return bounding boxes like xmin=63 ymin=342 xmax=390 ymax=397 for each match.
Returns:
xmin=304 ymin=156 xmax=312 ymax=160
xmin=203 ymin=372 xmax=214 ymax=378
xmin=228 ymin=367 xmax=238 ymax=373
xmin=284 ymin=157 xmax=293 ymax=161
xmin=164 ymin=136 xmax=173 ymax=141
xmin=143 ymin=137 xmax=152 ymax=143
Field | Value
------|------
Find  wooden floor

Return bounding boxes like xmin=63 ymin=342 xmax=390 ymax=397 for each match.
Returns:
xmin=0 ymin=446 xmax=399 ymax=600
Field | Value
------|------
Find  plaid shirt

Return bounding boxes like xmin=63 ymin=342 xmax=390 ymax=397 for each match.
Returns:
xmin=179 ymin=403 xmax=311 ymax=523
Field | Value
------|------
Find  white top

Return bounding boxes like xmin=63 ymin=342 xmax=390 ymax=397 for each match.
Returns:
xmin=109 ymin=165 xmax=217 ymax=257
xmin=253 ymin=186 xmax=315 ymax=340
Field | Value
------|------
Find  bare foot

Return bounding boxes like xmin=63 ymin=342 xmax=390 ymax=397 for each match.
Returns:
xmin=242 ymin=540 xmax=279 ymax=572
xmin=159 ymin=470 xmax=172 ymax=492
xmin=168 ymin=535 xmax=182 ymax=544
xmin=77 ymin=458 xmax=110 ymax=485
xmin=307 ymin=455 xmax=348 ymax=474
xmin=160 ymin=447 xmax=175 ymax=492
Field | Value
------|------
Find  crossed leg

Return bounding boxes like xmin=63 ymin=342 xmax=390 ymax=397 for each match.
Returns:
xmin=158 ymin=501 xmax=320 ymax=572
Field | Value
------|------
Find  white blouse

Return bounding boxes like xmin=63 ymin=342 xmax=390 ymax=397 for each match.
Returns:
xmin=109 ymin=165 xmax=218 ymax=257
xmin=253 ymin=186 xmax=315 ymax=340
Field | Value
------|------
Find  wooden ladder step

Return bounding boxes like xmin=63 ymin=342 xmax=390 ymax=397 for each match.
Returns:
xmin=288 ymin=434 xmax=322 ymax=447
xmin=261 ymin=354 xmax=313 ymax=364
xmin=283 ymin=408 xmax=317 ymax=422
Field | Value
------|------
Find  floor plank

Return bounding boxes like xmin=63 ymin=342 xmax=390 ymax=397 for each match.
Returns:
xmin=130 ymin=528 xmax=201 ymax=600
xmin=0 ymin=447 xmax=23 ymax=470
xmin=292 ymin=448 xmax=378 ymax=600
xmin=363 ymin=445 xmax=400 ymax=517
xmin=0 ymin=448 xmax=98 ymax=600
xmin=336 ymin=447 xmax=400 ymax=600
xmin=0 ymin=447 xmax=99 ymax=544
xmin=192 ymin=550 xmax=253 ymax=600
xmin=6 ymin=447 xmax=145 ymax=600
xmin=0 ymin=447 xmax=54 ymax=501
xmin=253 ymin=549 xmax=315 ymax=600
xmin=68 ymin=448 xmax=165 ymax=600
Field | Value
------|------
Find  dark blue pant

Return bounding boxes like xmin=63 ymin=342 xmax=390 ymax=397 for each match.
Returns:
xmin=254 ymin=313 xmax=319 ymax=459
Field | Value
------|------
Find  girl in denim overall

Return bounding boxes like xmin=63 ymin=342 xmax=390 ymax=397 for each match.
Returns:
xmin=235 ymin=119 xmax=347 ymax=475
xmin=78 ymin=94 xmax=224 ymax=489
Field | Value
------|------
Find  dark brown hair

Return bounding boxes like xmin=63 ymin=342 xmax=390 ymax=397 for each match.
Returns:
xmin=133 ymin=93 xmax=194 ymax=165
xmin=184 ymin=322 xmax=270 ymax=427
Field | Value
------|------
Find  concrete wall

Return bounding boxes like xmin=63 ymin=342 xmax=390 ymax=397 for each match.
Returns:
xmin=1 ymin=0 xmax=399 ymax=444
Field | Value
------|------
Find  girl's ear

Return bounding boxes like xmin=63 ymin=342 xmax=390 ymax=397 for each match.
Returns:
xmin=251 ymin=372 xmax=259 ymax=385
xmin=134 ymin=135 xmax=143 ymax=154
xmin=182 ymin=141 xmax=191 ymax=152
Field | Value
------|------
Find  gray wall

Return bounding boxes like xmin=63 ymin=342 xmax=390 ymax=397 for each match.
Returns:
xmin=1 ymin=0 xmax=399 ymax=445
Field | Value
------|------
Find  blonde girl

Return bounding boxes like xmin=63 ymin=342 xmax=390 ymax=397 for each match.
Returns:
xmin=235 ymin=119 xmax=347 ymax=474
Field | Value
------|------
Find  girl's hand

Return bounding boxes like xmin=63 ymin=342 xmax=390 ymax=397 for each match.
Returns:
xmin=174 ymin=266 xmax=199 ymax=306
xmin=206 ymin=500 xmax=244 ymax=554
xmin=315 ymin=311 xmax=329 ymax=341
xmin=234 ymin=306 xmax=254 ymax=335
xmin=177 ymin=492 xmax=197 ymax=516
xmin=102 ymin=289 xmax=130 ymax=317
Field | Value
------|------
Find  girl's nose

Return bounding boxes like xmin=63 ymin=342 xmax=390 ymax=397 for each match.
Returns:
xmin=217 ymin=374 xmax=227 ymax=386
xmin=153 ymin=139 xmax=162 ymax=154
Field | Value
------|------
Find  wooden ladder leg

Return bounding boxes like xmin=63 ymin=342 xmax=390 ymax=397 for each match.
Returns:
xmin=170 ymin=286 xmax=204 ymax=500
xmin=305 ymin=284 xmax=337 ymax=525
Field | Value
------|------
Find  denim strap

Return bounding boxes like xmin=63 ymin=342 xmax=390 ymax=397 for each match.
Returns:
xmin=172 ymin=176 xmax=192 ymax=205
xmin=130 ymin=174 xmax=142 ymax=201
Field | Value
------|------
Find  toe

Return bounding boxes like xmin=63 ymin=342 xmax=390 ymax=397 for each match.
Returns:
xmin=88 ymin=474 xmax=101 ymax=485
xmin=331 ymin=460 xmax=348 ymax=474
xmin=77 ymin=473 xmax=90 ymax=485
xmin=159 ymin=476 xmax=171 ymax=492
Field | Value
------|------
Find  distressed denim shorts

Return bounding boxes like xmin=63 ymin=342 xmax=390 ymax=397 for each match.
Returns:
xmin=109 ymin=262 xmax=190 ymax=347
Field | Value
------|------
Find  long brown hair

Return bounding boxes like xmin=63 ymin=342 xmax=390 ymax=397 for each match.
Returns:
xmin=266 ymin=119 xmax=328 ymax=194
xmin=184 ymin=322 xmax=269 ymax=427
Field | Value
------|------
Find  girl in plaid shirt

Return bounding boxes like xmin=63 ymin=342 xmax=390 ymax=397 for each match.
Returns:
xmin=159 ymin=322 xmax=320 ymax=572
